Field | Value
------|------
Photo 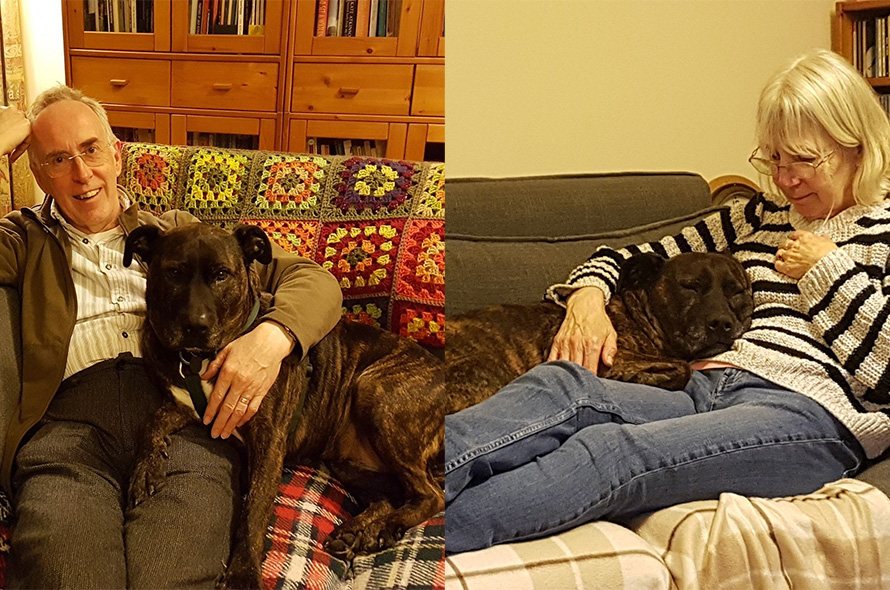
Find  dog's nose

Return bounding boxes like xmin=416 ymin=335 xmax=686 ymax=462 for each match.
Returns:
xmin=708 ymin=317 xmax=734 ymax=335
xmin=183 ymin=322 xmax=210 ymax=341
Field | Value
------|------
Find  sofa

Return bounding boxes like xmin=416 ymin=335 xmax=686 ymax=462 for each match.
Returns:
xmin=445 ymin=172 xmax=890 ymax=589
xmin=0 ymin=143 xmax=445 ymax=589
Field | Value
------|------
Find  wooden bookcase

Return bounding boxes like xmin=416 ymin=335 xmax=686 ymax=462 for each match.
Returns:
xmin=61 ymin=0 xmax=444 ymax=159
xmin=833 ymin=0 xmax=890 ymax=112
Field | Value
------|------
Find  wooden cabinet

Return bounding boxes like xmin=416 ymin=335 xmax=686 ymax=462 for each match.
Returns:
xmin=62 ymin=0 xmax=443 ymax=158
xmin=834 ymin=1 xmax=890 ymax=110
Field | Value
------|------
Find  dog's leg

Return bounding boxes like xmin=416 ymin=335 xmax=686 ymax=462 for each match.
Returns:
xmin=129 ymin=400 xmax=197 ymax=507
xmin=325 ymin=355 xmax=444 ymax=558
xmin=221 ymin=372 xmax=302 ymax=590
xmin=603 ymin=351 xmax=693 ymax=390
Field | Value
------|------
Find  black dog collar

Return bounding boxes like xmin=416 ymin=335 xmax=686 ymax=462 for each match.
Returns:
xmin=178 ymin=298 xmax=261 ymax=417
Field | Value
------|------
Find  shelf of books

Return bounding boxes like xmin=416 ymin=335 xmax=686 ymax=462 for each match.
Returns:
xmin=66 ymin=0 xmax=170 ymax=50
xmin=172 ymin=0 xmax=285 ymax=53
xmin=292 ymin=0 xmax=421 ymax=57
xmin=287 ymin=118 xmax=408 ymax=158
xmin=834 ymin=1 xmax=890 ymax=114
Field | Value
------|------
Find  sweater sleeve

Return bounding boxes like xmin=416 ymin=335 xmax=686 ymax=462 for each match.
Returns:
xmin=798 ymin=247 xmax=890 ymax=398
xmin=545 ymin=193 xmax=768 ymax=306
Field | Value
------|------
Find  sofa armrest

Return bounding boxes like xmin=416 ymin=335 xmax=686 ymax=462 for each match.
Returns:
xmin=0 ymin=286 xmax=21 ymax=461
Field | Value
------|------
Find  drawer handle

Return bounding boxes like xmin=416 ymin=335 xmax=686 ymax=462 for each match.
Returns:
xmin=338 ymin=87 xmax=360 ymax=96
xmin=109 ymin=79 xmax=129 ymax=87
xmin=212 ymin=83 xmax=233 ymax=91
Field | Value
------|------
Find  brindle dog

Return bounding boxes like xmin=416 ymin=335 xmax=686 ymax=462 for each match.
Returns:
xmin=446 ymin=252 xmax=753 ymax=414
xmin=123 ymin=223 xmax=444 ymax=590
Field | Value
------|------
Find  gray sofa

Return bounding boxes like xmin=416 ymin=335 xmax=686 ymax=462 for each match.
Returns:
xmin=445 ymin=171 xmax=890 ymax=589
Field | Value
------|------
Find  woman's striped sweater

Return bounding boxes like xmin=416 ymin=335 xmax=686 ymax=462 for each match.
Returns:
xmin=546 ymin=193 xmax=890 ymax=459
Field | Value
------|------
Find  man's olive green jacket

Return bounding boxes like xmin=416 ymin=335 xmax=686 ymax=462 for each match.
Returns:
xmin=0 ymin=196 xmax=342 ymax=492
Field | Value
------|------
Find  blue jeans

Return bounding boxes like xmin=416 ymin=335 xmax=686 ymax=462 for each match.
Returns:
xmin=445 ymin=362 xmax=865 ymax=554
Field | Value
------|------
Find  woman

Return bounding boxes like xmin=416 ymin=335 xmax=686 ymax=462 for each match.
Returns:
xmin=445 ymin=48 xmax=890 ymax=554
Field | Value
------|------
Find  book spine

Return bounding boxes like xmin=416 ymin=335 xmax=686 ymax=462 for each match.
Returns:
xmin=376 ymin=0 xmax=386 ymax=37
xmin=356 ymin=0 xmax=370 ymax=37
xmin=316 ymin=0 xmax=329 ymax=36
xmin=368 ymin=0 xmax=378 ymax=37
xmin=327 ymin=0 xmax=341 ymax=36
xmin=343 ymin=0 xmax=357 ymax=37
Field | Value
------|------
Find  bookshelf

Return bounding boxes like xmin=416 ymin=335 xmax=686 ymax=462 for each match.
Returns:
xmin=834 ymin=0 xmax=890 ymax=113
xmin=61 ymin=0 xmax=444 ymax=159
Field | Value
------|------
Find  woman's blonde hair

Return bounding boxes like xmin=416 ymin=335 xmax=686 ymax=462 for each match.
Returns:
xmin=755 ymin=48 xmax=890 ymax=205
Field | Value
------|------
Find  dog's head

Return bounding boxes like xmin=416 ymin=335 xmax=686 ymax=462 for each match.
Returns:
xmin=617 ymin=252 xmax=753 ymax=360
xmin=124 ymin=223 xmax=272 ymax=354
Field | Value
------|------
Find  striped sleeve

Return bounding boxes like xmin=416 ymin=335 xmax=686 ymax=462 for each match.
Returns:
xmin=799 ymin=246 xmax=890 ymax=401
xmin=545 ymin=194 xmax=766 ymax=305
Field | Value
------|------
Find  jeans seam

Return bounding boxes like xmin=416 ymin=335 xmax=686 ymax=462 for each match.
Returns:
xmin=445 ymin=398 xmax=605 ymax=473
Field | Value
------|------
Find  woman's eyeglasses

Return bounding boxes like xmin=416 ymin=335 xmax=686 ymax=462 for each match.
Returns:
xmin=748 ymin=150 xmax=834 ymax=180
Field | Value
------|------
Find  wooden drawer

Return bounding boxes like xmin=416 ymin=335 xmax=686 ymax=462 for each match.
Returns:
xmin=412 ymin=65 xmax=444 ymax=117
xmin=171 ymin=61 xmax=279 ymax=112
xmin=291 ymin=63 xmax=413 ymax=116
xmin=70 ymin=57 xmax=171 ymax=107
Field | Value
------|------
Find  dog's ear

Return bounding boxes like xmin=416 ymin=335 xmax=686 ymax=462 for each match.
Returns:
xmin=233 ymin=224 xmax=273 ymax=265
xmin=617 ymin=253 xmax=665 ymax=291
xmin=123 ymin=225 xmax=161 ymax=267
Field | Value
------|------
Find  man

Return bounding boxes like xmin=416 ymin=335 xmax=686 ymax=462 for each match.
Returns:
xmin=0 ymin=86 xmax=342 ymax=587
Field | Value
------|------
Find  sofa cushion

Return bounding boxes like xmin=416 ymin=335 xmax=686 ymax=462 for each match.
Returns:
xmin=118 ymin=143 xmax=445 ymax=349
xmin=631 ymin=478 xmax=890 ymax=590
xmin=446 ymin=206 xmax=724 ymax=316
xmin=449 ymin=172 xmax=710 ymax=238
xmin=445 ymin=521 xmax=670 ymax=590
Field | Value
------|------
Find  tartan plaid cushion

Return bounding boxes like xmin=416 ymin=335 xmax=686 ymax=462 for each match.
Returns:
xmin=0 ymin=466 xmax=443 ymax=590
xmin=268 ymin=466 xmax=444 ymax=590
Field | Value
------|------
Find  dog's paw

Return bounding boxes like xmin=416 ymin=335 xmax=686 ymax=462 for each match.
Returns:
xmin=127 ymin=452 xmax=169 ymax=507
xmin=218 ymin=562 xmax=261 ymax=590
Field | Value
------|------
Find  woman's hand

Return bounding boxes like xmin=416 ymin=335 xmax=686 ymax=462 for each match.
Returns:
xmin=200 ymin=321 xmax=295 ymax=439
xmin=548 ymin=286 xmax=618 ymax=374
xmin=775 ymin=230 xmax=838 ymax=280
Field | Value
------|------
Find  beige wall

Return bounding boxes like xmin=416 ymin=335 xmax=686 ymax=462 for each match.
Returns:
xmin=445 ymin=0 xmax=836 ymax=182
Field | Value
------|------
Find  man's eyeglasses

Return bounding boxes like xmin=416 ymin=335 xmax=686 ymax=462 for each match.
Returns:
xmin=39 ymin=141 xmax=114 ymax=179
xmin=748 ymin=149 xmax=835 ymax=180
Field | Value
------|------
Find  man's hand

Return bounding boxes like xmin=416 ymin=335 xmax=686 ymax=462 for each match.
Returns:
xmin=548 ymin=286 xmax=618 ymax=374
xmin=775 ymin=230 xmax=838 ymax=280
xmin=0 ymin=106 xmax=30 ymax=181
xmin=201 ymin=321 xmax=296 ymax=438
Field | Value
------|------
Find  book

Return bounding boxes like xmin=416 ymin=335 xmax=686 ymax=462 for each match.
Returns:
xmin=316 ymin=0 xmax=329 ymax=36
xmin=189 ymin=0 xmax=199 ymax=33
xmin=195 ymin=0 xmax=204 ymax=35
xmin=369 ymin=0 xmax=378 ymax=36
xmin=327 ymin=0 xmax=341 ymax=36
xmin=112 ymin=0 xmax=121 ymax=32
xmin=376 ymin=0 xmax=386 ymax=37
xmin=356 ymin=0 xmax=370 ymax=37
xmin=343 ymin=0 xmax=357 ymax=37
xmin=343 ymin=139 xmax=353 ymax=155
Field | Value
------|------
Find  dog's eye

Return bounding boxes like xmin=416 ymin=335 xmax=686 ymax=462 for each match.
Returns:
xmin=166 ymin=267 xmax=183 ymax=280
xmin=679 ymin=279 xmax=701 ymax=291
xmin=213 ymin=270 xmax=230 ymax=283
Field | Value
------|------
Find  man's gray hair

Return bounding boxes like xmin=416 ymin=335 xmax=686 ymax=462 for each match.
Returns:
xmin=28 ymin=85 xmax=117 ymax=146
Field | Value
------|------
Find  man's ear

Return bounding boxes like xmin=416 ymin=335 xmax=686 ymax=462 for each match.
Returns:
xmin=233 ymin=224 xmax=273 ymax=265
xmin=123 ymin=225 xmax=161 ymax=267
xmin=616 ymin=253 xmax=665 ymax=291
